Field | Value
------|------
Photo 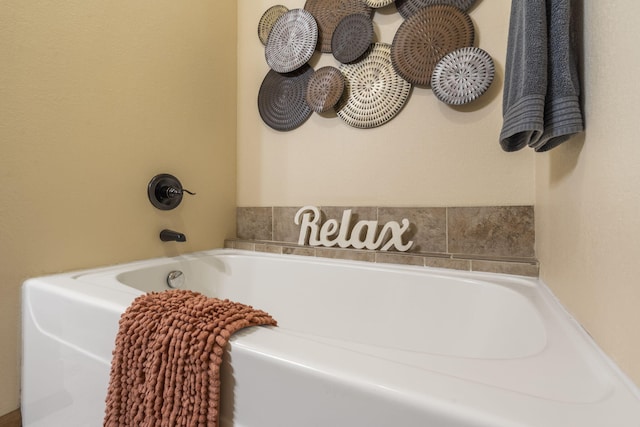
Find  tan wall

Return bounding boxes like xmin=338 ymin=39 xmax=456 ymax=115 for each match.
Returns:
xmin=536 ymin=2 xmax=640 ymax=385
xmin=238 ymin=0 xmax=534 ymax=207
xmin=0 ymin=0 xmax=237 ymax=415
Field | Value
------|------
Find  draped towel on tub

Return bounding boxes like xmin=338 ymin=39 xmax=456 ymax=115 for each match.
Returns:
xmin=104 ymin=290 xmax=277 ymax=427
xmin=500 ymin=0 xmax=584 ymax=152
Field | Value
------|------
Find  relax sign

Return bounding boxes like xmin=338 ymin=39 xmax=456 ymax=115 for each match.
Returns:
xmin=294 ymin=206 xmax=414 ymax=252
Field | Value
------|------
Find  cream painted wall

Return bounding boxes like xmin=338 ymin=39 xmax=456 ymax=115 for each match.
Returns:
xmin=536 ymin=2 xmax=640 ymax=386
xmin=0 ymin=0 xmax=237 ymax=415
xmin=238 ymin=0 xmax=534 ymax=207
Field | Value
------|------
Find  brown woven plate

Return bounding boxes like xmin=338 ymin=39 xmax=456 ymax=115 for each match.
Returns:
xmin=431 ymin=47 xmax=495 ymax=105
xmin=258 ymin=5 xmax=289 ymax=45
xmin=304 ymin=0 xmax=372 ymax=53
xmin=306 ymin=66 xmax=345 ymax=113
xmin=336 ymin=43 xmax=412 ymax=129
xmin=396 ymin=0 xmax=478 ymax=19
xmin=265 ymin=9 xmax=318 ymax=73
xmin=391 ymin=5 xmax=475 ymax=86
xmin=258 ymin=65 xmax=315 ymax=131
xmin=332 ymin=14 xmax=374 ymax=64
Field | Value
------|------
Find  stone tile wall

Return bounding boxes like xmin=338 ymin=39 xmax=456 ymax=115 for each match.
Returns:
xmin=227 ymin=206 xmax=538 ymax=277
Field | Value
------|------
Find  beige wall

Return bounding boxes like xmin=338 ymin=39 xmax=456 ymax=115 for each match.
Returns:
xmin=0 ymin=0 xmax=237 ymax=415
xmin=536 ymin=2 xmax=640 ymax=385
xmin=238 ymin=0 xmax=534 ymax=207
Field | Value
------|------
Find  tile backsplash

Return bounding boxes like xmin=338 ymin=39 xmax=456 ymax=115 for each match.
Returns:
xmin=228 ymin=206 xmax=538 ymax=277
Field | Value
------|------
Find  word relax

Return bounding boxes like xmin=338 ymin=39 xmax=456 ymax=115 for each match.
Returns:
xmin=294 ymin=206 xmax=414 ymax=252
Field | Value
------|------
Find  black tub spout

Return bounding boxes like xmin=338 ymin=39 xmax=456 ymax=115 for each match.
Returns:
xmin=160 ymin=229 xmax=186 ymax=242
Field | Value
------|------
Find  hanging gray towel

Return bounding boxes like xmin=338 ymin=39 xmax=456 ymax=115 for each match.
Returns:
xmin=500 ymin=0 xmax=583 ymax=152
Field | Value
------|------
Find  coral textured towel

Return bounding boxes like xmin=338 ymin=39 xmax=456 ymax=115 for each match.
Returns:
xmin=104 ymin=290 xmax=277 ymax=427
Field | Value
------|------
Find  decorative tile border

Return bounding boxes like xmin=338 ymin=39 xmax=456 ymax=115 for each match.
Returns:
xmin=231 ymin=206 xmax=538 ymax=277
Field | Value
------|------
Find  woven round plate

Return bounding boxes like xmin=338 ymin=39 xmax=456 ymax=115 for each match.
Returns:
xmin=258 ymin=5 xmax=289 ymax=45
xmin=431 ymin=47 xmax=495 ymax=105
xmin=304 ymin=0 xmax=372 ymax=53
xmin=391 ymin=5 xmax=474 ymax=86
xmin=331 ymin=14 xmax=374 ymax=64
xmin=336 ymin=43 xmax=412 ymax=129
xmin=265 ymin=9 xmax=318 ymax=73
xmin=258 ymin=65 xmax=314 ymax=131
xmin=306 ymin=66 xmax=345 ymax=113
xmin=396 ymin=0 xmax=478 ymax=19
xmin=363 ymin=0 xmax=395 ymax=8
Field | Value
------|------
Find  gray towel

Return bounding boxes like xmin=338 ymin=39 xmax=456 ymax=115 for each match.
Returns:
xmin=500 ymin=0 xmax=583 ymax=152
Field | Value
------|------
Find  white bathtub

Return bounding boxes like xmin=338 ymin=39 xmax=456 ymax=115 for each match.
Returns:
xmin=22 ymin=249 xmax=640 ymax=426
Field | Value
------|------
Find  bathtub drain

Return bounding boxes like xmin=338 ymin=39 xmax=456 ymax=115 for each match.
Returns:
xmin=166 ymin=271 xmax=185 ymax=289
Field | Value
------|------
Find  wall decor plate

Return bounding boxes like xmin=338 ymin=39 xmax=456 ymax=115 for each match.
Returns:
xmin=304 ymin=0 xmax=373 ymax=53
xmin=306 ymin=66 xmax=345 ymax=113
xmin=332 ymin=14 xmax=374 ymax=64
xmin=336 ymin=43 xmax=412 ymax=129
xmin=431 ymin=47 xmax=495 ymax=105
xmin=258 ymin=65 xmax=315 ymax=131
xmin=258 ymin=5 xmax=289 ymax=45
xmin=265 ymin=9 xmax=318 ymax=73
xmin=363 ymin=0 xmax=395 ymax=8
xmin=395 ymin=0 xmax=478 ymax=19
xmin=391 ymin=5 xmax=474 ymax=86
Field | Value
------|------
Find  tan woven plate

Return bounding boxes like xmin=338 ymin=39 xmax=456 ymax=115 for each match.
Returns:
xmin=306 ymin=66 xmax=345 ymax=113
xmin=258 ymin=65 xmax=315 ymax=131
xmin=304 ymin=0 xmax=372 ymax=53
xmin=391 ymin=5 xmax=475 ymax=86
xmin=336 ymin=43 xmax=412 ymax=129
xmin=332 ymin=14 xmax=374 ymax=64
xmin=258 ymin=5 xmax=289 ymax=45
xmin=265 ymin=9 xmax=318 ymax=73
xmin=396 ymin=0 xmax=478 ymax=19
xmin=431 ymin=47 xmax=495 ymax=105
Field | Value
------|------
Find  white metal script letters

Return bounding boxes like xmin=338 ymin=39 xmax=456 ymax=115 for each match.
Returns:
xmin=294 ymin=206 xmax=413 ymax=252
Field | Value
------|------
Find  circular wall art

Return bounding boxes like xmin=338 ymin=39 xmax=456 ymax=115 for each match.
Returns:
xmin=306 ymin=66 xmax=346 ymax=113
xmin=431 ymin=47 xmax=495 ymax=105
xmin=331 ymin=14 xmax=374 ymax=64
xmin=363 ymin=0 xmax=395 ymax=8
xmin=391 ymin=5 xmax=475 ymax=86
xmin=336 ymin=43 xmax=412 ymax=129
xmin=258 ymin=65 xmax=315 ymax=131
xmin=258 ymin=5 xmax=289 ymax=45
xmin=395 ymin=0 xmax=478 ymax=19
xmin=304 ymin=0 xmax=373 ymax=53
xmin=265 ymin=9 xmax=318 ymax=73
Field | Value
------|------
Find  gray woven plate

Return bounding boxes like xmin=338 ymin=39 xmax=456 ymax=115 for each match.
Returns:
xmin=391 ymin=5 xmax=475 ymax=86
xmin=304 ymin=0 xmax=372 ymax=53
xmin=332 ymin=14 xmax=374 ymax=64
xmin=265 ymin=9 xmax=318 ymax=73
xmin=306 ymin=66 xmax=345 ymax=113
xmin=336 ymin=43 xmax=412 ymax=129
xmin=396 ymin=0 xmax=478 ymax=19
xmin=431 ymin=47 xmax=495 ymax=105
xmin=258 ymin=65 xmax=314 ymax=131
xmin=258 ymin=5 xmax=289 ymax=45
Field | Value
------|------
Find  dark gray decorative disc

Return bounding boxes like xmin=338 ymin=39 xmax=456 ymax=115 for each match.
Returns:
xmin=258 ymin=65 xmax=315 ymax=131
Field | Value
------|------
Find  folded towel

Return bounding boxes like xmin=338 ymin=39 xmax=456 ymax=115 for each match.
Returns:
xmin=104 ymin=290 xmax=277 ymax=427
xmin=499 ymin=0 xmax=548 ymax=152
xmin=533 ymin=0 xmax=584 ymax=151
xmin=500 ymin=0 xmax=583 ymax=152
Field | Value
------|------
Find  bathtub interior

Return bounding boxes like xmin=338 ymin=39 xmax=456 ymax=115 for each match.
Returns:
xmin=115 ymin=255 xmax=547 ymax=360
xmin=22 ymin=250 xmax=640 ymax=427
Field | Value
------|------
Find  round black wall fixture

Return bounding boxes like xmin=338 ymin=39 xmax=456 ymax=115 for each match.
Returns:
xmin=147 ymin=173 xmax=193 ymax=210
